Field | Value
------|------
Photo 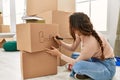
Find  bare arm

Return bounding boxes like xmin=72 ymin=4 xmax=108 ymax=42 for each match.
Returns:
xmin=55 ymin=34 xmax=81 ymax=51
xmin=61 ymin=37 xmax=97 ymax=65
xmin=60 ymin=54 xmax=76 ymax=65
xmin=46 ymin=46 xmax=86 ymax=65
xmin=60 ymin=52 xmax=91 ymax=65
xmin=47 ymin=36 xmax=97 ymax=65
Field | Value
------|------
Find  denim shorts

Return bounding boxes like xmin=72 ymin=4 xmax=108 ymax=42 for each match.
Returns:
xmin=70 ymin=52 xmax=116 ymax=80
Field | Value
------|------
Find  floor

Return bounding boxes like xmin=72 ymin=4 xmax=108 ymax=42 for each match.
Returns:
xmin=0 ymin=48 xmax=120 ymax=80
xmin=26 ymin=66 xmax=120 ymax=80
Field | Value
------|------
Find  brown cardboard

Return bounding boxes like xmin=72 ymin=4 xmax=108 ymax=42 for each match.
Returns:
xmin=27 ymin=0 xmax=57 ymax=15
xmin=5 ymin=38 xmax=14 ymax=41
xmin=21 ymin=51 xmax=57 ymax=79
xmin=0 ymin=38 xmax=6 ymax=48
xmin=57 ymin=0 xmax=75 ymax=12
xmin=38 ymin=10 xmax=72 ymax=38
xmin=27 ymin=0 xmax=75 ymax=15
xmin=59 ymin=38 xmax=81 ymax=66
xmin=57 ymin=56 xmax=60 ymax=66
xmin=16 ymin=23 xmax=59 ymax=52
xmin=0 ymin=25 xmax=10 ymax=33
xmin=0 ymin=15 xmax=3 ymax=24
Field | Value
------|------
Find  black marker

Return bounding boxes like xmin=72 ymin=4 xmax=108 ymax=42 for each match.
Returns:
xmin=56 ymin=36 xmax=63 ymax=40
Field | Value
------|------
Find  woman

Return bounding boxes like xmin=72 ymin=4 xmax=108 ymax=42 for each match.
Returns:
xmin=46 ymin=12 xmax=116 ymax=80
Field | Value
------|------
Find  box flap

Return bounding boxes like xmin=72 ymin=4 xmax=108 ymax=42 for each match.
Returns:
xmin=0 ymin=38 xmax=6 ymax=43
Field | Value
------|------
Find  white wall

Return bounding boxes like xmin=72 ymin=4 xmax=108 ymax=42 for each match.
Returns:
xmin=0 ymin=0 xmax=2 ymax=12
xmin=10 ymin=0 xmax=16 ymax=32
xmin=104 ymin=0 xmax=120 ymax=48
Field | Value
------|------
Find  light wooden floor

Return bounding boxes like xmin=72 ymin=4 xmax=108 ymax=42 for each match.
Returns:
xmin=27 ymin=66 xmax=120 ymax=80
xmin=0 ymin=48 xmax=120 ymax=80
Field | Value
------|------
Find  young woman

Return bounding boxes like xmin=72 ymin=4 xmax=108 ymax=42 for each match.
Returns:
xmin=46 ymin=12 xmax=116 ymax=80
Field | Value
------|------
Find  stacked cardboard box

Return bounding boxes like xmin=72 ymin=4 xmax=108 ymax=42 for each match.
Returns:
xmin=16 ymin=23 xmax=59 ymax=79
xmin=27 ymin=0 xmax=57 ymax=15
xmin=0 ymin=14 xmax=11 ymax=47
xmin=26 ymin=0 xmax=80 ymax=66
xmin=21 ymin=51 xmax=57 ymax=79
xmin=0 ymin=14 xmax=3 ymax=24
xmin=20 ymin=0 xmax=79 ymax=78
xmin=17 ymin=23 xmax=59 ymax=52
xmin=0 ymin=14 xmax=10 ymax=33
xmin=38 ymin=10 xmax=72 ymax=38
xmin=27 ymin=0 xmax=75 ymax=15
xmin=57 ymin=0 xmax=75 ymax=12
xmin=0 ymin=25 xmax=10 ymax=33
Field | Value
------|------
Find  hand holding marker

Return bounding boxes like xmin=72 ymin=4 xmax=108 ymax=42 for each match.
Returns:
xmin=56 ymin=36 xmax=63 ymax=40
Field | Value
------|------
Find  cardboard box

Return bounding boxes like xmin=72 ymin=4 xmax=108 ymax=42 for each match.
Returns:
xmin=57 ymin=0 xmax=75 ymax=12
xmin=57 ymin=56 xmax=61 ymax=66
xmin=5 ymin=38 xmax=14 ymax=41
xmin=38 ymin=10 xmax=72 ymax=38
xmin=0 ymin=38 xmax=6 ymax=48
xmin=0 ymin=15 xmax=3 ymax=24
xmin=27 ymin=0 xmax=57 ymax=15
xmin=16 ymin=23 xmax=59 ymax=52
xmin=0 ymin=25 xmax=10 ymax=33
xmin=21 ymin=51 xmax=57 ymax=79
xmin=27 ymin=0 xmax=75 ymax=15
xmin=59 ymin=38 xmax=81 ymax=66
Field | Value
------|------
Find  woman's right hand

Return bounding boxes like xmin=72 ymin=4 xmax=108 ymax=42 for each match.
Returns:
xmin=54 ymin=35 xmax=63 ymax=46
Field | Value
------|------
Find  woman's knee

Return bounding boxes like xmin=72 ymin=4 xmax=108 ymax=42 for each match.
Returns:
xmin=72 ymin=61 xmax=88 ymax=72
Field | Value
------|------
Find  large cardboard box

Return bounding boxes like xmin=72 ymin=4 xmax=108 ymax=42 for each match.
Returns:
xmin=0 ymin=25 xmax=10 ymax=33
xmin=0 ymin=15 xmax=3 ymax=24
xmin=21 ymin=51 xmax=57 ymax=79
xmin=59 ymin=38 xmax=81 ymax=66
xmin=27 ymin=0 xmax=75 ymax=15
xmin=16 ymin=23 xmax=59 ymax=52
xmin=38 ymin=10 xmax=72 ymax=38
xmin=27 ymin=0 xmax=57 ymax=15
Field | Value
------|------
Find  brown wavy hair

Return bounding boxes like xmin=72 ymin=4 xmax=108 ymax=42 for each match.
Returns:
xmin=69 ymin=12 xmax=105 ymax=60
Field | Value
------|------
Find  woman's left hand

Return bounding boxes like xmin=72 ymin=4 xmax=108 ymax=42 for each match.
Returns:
xmin=45 ymin=46 xmax=61 ymax=57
